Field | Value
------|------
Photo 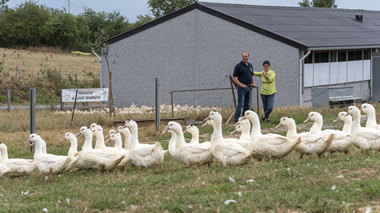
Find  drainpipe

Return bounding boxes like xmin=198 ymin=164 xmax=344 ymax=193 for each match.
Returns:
xmin=299 ymin=50 xmax=311 ymax=106
xmin=91 ymin=47 xmax=103 ymax=88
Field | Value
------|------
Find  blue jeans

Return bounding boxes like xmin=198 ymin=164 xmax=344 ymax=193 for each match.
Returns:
xmin=234 ymin=86 xmax=252 ymax=122
xmin=261 ymin=93 xmax=275 ymax=119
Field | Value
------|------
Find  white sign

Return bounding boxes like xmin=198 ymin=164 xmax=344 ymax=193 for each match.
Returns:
xmin=61 ymin=88 xmax=109 ymax=103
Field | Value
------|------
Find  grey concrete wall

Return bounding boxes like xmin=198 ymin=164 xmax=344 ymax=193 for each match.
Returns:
xmin=302 ymin=81 xmax=370 ymax=106
xmin=101 ymin=9 xmax=300 ymax=108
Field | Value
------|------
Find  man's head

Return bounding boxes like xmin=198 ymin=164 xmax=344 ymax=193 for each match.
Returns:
xmin=241 ymin=51 xmax=249 ymax=64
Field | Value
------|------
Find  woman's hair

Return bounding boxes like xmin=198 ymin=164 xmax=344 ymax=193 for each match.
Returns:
xmin=263 ymin=60 xmax=270 ymax=66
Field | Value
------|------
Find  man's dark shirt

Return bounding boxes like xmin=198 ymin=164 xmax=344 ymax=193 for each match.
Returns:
xmin=233 ymin=61 xmax=253 ymax=86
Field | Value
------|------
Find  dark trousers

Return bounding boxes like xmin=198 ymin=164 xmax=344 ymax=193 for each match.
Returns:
xmin=234 ymin=86 xmax=251 ymax=122
xmin=261 ymin=93 xmax=275 ymax=119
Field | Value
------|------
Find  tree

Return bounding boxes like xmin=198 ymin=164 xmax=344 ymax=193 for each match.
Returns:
xmin=148 ymin=0 xmax=197 ymax=18
xmin=0 ymin=0 xmax=9 ymax=13
xmin=42 ymin=13 xmax=80 ymax=49
xmin=298 ymin=0 xmax=337 ymax=8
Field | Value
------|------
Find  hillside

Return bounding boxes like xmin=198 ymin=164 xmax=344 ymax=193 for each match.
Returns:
xmin=0 ymin=48 xmax=101 ymax=104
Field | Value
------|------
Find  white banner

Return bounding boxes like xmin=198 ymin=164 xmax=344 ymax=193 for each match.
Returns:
xmin=61 ymin=88 xmax=109 ymax=103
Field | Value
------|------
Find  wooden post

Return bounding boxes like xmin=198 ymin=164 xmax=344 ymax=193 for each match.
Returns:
xmin=155 ymin=78 xmax=160 ymax=132
xmin=70 ymin=90 xmax=78 ymax=127
xmin=7 ymin=89 xmax=10 ymax=112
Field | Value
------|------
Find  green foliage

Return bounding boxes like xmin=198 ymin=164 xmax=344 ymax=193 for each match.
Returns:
xmin=298 ymin=0 xmax=337 ymax=8
xmin=0 ymin=0 xmax=9 ymax=13
xmin=148 ymin=0 xmax=197 ymax=18
xmin=42 ymin=12 xmax=80 ymax=49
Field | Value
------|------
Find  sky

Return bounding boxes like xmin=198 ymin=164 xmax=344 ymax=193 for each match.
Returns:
xmin=6 ymin=0 xmax=380 ymax=22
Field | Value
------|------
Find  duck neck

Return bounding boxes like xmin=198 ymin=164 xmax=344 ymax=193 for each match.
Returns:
xmin=0 ymin=146 xmax=8 ymax=162
xmin=129 ymin=126 xmax=139 ymax=150
xmin=33 ymin=138 xmax=44 ymax=158
xmin=365 ymin=110 xmax=377 ymax=127
xmin=249 ymin=116 xmax=262 ymax=138
xmin=68 ymin=138 xmax=78 ymax=156
xmin=94 ymin=132 xmax=107 ymax=149
xmin=286 ymin=121 xmax=298 ymax=139
xmin=342 ymin=117 xmax=352 ymax=133
xmin=309 ymin=119 xmax=322 ymax=134
xmin=241 ymin=124 xmax=251 ymax=138
xmin=351 ymin=112 xmax=361 ymax=135
xmin=168 ymin=131 xmax=177 ymax=154
xmin=211 ymin=120 xmax=224 ymax=145
xmin=122 ymin=133 xmax=130 ymax=150
xmin=190 ymin=129 xmax=199 ymax=143
xmin=82 ymin=133 xmax=93 ymax=151
xmin=114 ymin=136 xmax=123 ymax=149
xmin=174 ymin=129 xmax=187 ymax=149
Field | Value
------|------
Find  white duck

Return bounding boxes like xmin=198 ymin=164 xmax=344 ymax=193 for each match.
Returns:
xmin=124 ymin=120 xmax=164 ymax=167
xmin=184 ymin=125 xmax=200 ymax=144
xmin=203 ymin=111 xmax=251 ymax=166
xmin=276 ymin=117 xmax=334 ymax=158
xmin=0 ymin=142 xmax=36 ymax=177
xmin=232 ymin=118 xmax=251 ymax=142
xmin=303 ymin=111 xmax=352 ymax=153
xmin=333 ymin=111 xmax=352 ymax=134
xmin=347 ymin=106 xmax=380 ymax=151
xmin=360 ymin=103 xmax=380 ymax=130
xmin=117 ymin=126 xmax=131 ymax=149
xmin=75 ymin=127 xmax=126 ymax=170
xmin=243 ymin=111 xmax=300 ymax=160
xmin=107 ymin=132 xmax=132 ymax=167
xmin=92 ymin=128 xmax=130 ymax=167
xmin=162 ymin=122 xmax=213 ymax=166
xmin=0 ymin=163 xmax=10 ymax=178
xmin=90 ymin=123 xmax=103 ymax=133
xmin=26 ymin=134 xmax=78 ymax=174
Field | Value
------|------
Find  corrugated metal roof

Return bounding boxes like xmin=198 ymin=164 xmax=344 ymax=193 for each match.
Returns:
xmin=106 ymin=2 xmax=380 ymax=49
xmin=201 ymin=2 xmax=380 ymax=48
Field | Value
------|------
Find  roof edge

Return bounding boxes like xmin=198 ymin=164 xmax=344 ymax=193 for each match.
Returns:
xmin=106 ymin=3 xmax=198 ymax=44
xmin=107 ymin=2 xmax=308 ymax=50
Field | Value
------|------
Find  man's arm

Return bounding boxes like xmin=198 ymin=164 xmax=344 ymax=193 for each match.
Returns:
xmin=232 ymin=76 xmax=247 ymax=88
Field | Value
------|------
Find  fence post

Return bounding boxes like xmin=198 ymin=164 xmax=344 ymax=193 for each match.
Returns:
xmin=155 ymin=78 xmax=160 ymax=132
xmin=29 ymin=88 xmax=36 ymax=152
xmin=7 ymin=89 xmax=10 ymax=112
xmin=70 ymin=90 xmax=78 ymax=127
xmin=14 ymin=66 xmax=18 ymax=84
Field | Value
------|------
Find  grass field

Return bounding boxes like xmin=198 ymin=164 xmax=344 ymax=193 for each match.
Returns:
xmin=0 ymin=104 xmax=379 ymax=212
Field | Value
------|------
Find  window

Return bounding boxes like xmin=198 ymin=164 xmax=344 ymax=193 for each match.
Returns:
xmin=331 ymin=51 xmax=337 ymax=62
xmin=314 ymin=52 xmax=329 ymax=63
xmin=305 ymin=54 xmax=313 ymax=64
xmin=338 ymin=51 xmax=346 ymax=62
xmin=348 ymin=50 xmax=362 ymax=61
xmin=364 ymin=49 xmax=371 ymax=60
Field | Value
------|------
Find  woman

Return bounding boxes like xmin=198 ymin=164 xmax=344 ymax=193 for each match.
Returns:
xmin=254 ymin=60 xmax=276 ymax=122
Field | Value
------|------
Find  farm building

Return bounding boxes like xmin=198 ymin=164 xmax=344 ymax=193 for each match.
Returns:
xmin=100 ymin=2 xmax=380 ymax=108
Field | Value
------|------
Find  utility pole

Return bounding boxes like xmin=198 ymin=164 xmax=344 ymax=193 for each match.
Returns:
xmin=66 ymin=0 xmax=71 ymax=14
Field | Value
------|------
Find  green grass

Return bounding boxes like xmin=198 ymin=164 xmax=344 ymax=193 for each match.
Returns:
xmin=0 ymin=104 xmax=380 ymax=212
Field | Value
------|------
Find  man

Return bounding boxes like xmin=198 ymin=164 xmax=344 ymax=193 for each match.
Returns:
xmin=232 ymin=51 xmax=256 ymax=123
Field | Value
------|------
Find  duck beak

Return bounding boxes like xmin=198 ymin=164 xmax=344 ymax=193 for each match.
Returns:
xmin=105 ymin=137 xmax=111 ymax=143
xmin=275 ymin=123 xmax=282 ymax=128
xmin=75 ymin=132 xmax=81 ymax=137
xmin=332 ymin=116 xmax=340 ymax=123
xmin=161 ymin=125 xmax=169 ymax=135
xmin=104 ymin=134 xmax=111 ymax=140
xmin=230 ymin=129 xmax=237 ymax=135
xmin=201 ymin=116 xmax=210 ymax=127
xmin=183 ymin=129 xmax=188 ymax=133
xmin=233 ymin=121 xmax=240 ymax=126
xmin=58 ymin=137 xmax=66 ymax=142
xmin=303 ymin=117 xmax=310 ymax=124
xmin=344 ymin=112 xmax=350 ymax=117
